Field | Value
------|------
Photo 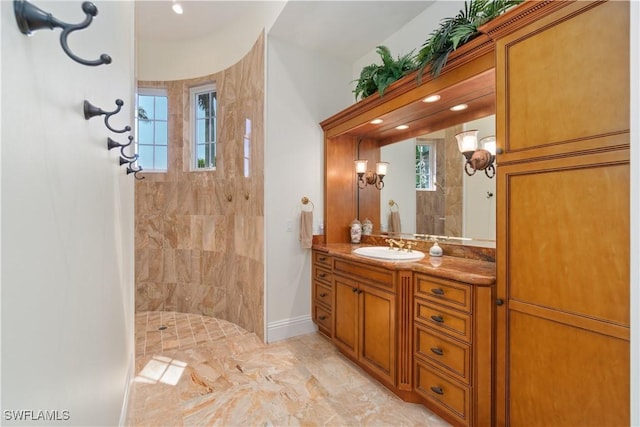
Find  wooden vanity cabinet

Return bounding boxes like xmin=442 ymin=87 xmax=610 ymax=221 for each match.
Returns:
xmin=311 ymin=251 xmax=333 ymax=337
xmin=488 ymin=1 xmax=630 ymax=425
xmin=333 ymin=258 xmax=397 ymax=388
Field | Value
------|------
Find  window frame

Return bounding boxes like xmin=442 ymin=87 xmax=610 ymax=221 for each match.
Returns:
xmin=136 ymin=87 xmax=169 ymax=172
xmin=190 ymin=83 xmax=217 ymax=171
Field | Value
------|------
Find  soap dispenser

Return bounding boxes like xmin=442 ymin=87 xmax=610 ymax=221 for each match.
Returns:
xmin=429 ymin=241 xmax=443 ymax=257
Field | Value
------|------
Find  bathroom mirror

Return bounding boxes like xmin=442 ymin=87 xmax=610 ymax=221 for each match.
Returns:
xmin=374 ymin=115 xmax=496 ymax=247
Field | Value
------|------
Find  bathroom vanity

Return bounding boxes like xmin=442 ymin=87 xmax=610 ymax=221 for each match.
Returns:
xmin=316 ymin=2 xmax=630 ymax=426
xmin=311 ymin=244 xmax=495 ymax=427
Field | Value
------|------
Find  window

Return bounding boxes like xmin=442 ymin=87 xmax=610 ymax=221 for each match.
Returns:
xmin=191 ymin=84 xmax=217 ymax=170
xmin=416 ymin=141 xmax=436 ymax=190
xmin=136 ymin=88 xmax=168 ymax=171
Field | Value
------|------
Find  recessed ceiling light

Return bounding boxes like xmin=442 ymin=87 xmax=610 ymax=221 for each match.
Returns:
xmin=423 ymin=94 xmax=441 ymax=103
xmin=450 ymin=104 xmax=468 ymax=111
xmin=172 ymin=1 xmax=183 ymax=14
xmin=395 ymin=125 xmax=409 ymax=130
xmin=370 ymin=118 xmax=383 ymax=124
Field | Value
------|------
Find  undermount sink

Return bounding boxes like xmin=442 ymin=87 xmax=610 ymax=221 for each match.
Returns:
xmin=353 ymin=246 xmax=425 ymax=262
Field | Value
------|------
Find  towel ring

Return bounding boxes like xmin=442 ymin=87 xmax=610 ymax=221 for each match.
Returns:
xmin=389 ymin=200 xmax=399 ymax=212
xmin=301 ymin=196 xmax=314 ymax=211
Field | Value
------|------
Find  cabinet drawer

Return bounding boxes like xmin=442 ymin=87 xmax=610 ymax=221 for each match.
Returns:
xmin=415 ymin=360 xmax=470 ymax=426
xmin=313 ymin=304 xmax=332 ymax=336
xmin=415 ymin=274 xmax=471 ymax=313
xmin=313 ymin=265 xmax=333 ymax=285
xmin=313 ymin=252 xmax=333 ymax=269
xmin=314 ymin=282 xmax=332 ymax=308
xmin=415 ymin=299 xmax=472 ymax=343
xmin=334 ymin=258 xmax=394 ymax=291
xmin=415 ymin=323 xmax=471 ymax=384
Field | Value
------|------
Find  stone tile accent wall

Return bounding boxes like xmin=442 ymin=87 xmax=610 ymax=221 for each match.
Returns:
xmin=135 ymin=33 xmax=265 ymax=340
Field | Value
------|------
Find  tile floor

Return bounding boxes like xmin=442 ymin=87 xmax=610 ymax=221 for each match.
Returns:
xmin=127 ymin=311 xmax=451 ymax=426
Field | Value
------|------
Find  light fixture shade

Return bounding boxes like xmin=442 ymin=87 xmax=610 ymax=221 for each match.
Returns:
xmin=354 ymin=159 xmax=368 ymax=174
xmin=376 ymin=162 xmax=389 ymax=177
xmin=455 ymin=130 xmax=479 ymax=154
xmin=480 ymin=136 xmax=497 ymax=155
xmin=172 ymin=1 xmax=183 ymax=14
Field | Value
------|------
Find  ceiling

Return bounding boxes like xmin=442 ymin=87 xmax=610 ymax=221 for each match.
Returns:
xmin=135 ymin=0 xmax=435 ymax=63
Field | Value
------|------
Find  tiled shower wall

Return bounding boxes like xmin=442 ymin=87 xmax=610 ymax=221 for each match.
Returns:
xmin=134 ymin=33 xmax=265 ymax=340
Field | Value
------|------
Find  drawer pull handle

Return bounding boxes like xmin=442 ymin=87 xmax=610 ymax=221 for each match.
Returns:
xmin=352 ymin=288 xmax=358 ymax=293
xmin=431 ymin=288 xmax=445 ymax=295
xmin=318 ymin=257 xmax=326 ymax=261
xmin=318 ymin=315 xmax=327 ymax=321
xmin=319 ymin=273 xmax=327 ymax=278
xmin=430 ymin=386 xmax=444 ymax=395
xmin=431 ymin=315 xmax=445 ymax=323
xmin=430 ymin=347 xmax=444 ymax=356
xmin=319 ymin=292 xmax=327 ymax=298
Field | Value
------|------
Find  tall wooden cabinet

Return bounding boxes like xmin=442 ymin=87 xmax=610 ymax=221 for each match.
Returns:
xmin=490 ymin=1 xmax=630 ymax=425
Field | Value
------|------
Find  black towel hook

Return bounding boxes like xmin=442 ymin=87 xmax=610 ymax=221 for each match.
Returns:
xmin=108 ymin=135 xmax=137 ymax=161
xmin=126 ymin=164 xmax=144 ymax=180
xmin=108 ymin=136 xmax=144 ymax=180
xmin=84 ymin=99 xmax=131 ymax=134
xmin=14 ymin=0 xmax=112 ymax=67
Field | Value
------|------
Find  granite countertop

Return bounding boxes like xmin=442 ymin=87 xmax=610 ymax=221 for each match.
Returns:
xmin=312 ymin=243 xmax=496 ymax=286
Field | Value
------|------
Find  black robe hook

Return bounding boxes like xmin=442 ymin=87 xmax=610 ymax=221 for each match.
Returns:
xmin=84 ymin=99 xmax=131 ymax=134
xmin=14 ymin=0 xmax=112 ymax=67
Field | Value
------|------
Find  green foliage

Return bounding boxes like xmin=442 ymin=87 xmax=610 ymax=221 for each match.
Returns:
xmin=137 ymin=107 xmax=149 ymax=121
xmin=353 ymin=46 xmax=418 ymax=101
xmin=417 ymin=0 xmax=523 ymax=79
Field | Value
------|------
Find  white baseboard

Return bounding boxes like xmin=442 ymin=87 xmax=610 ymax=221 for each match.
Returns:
xmin=267 ymin=315 xmax=317 ymax=343
xmin=118 ymin=353 xmax=135 ymax=426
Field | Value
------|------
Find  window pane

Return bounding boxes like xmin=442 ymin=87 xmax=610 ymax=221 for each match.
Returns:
xmin=155 ymin=146 xmax=168 ymax=170
xmin=138 ymin=95 xmax=154 ymax=119
xmin=155 ymin=97 xmax=167 ymax=120
xmin=138 ymin=145 xmax=154 ymax=170
xmin=196 ymin=119 xmax=206 ymax=143
xmin=196 ymin=145 xmax=205 ymax=168
xmin=155 ymin=121 xmax=167 ymax=145
xmin=138 ymin=121 xmax=153 ymax=144
xmin=196 ymin=93 xmax=209 ymax=119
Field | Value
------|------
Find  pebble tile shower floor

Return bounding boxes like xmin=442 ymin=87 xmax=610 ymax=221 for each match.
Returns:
xmin=127 ymin=311 xmax=451 ymax=426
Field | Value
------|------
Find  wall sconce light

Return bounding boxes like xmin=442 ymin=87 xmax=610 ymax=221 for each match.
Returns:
xmin=355 ymin=160 xmax=389 ymax=190
xmin=455 ymin=130 xmax=496 ymax=178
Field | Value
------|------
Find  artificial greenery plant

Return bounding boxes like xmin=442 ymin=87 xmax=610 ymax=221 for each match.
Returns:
xmin=416 ymin=0 xmax=522 ymax=79
xmin=352 ymin=46 xmax=417 ymax=101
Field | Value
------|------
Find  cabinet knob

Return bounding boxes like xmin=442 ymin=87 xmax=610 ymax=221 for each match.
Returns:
xmin=318 ymin=257 xmax=326 ymax=261
xmin=496 ymin=298 xmax=504 ymax=306
xmin=430 ymin=347 xmax=444 ymax=356
xmin=430 ymin=315 xmax=445 ymax=323
xmin=319 ymin=273 xmax=326 ymax=278
xmin=319 ymin=292 xmax=327 ymax=298
xmin=319 ymin=315 xmax=327 ymax=321
xmin=431 ymin=288 xmax=445 ymax=295
xmin=496 ymin=147 xmax=504 ymax=154
xmin=352 ymin=287 xmax=358 ymax=293
xmin=430 ymin=386 xmax=444 ymax=395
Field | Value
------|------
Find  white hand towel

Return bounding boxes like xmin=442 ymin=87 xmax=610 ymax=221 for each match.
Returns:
xmin=300 ymin=211 xmax=313 ymax=249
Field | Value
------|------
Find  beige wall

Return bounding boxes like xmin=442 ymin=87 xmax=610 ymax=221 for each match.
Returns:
xmin=135 ymin=33 xmax=265 ymax=340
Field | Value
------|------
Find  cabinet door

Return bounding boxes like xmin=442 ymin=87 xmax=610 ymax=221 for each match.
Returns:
xmin=359 ymin=283 xmax=396 ymax=385
xmin=496 ymin=152 xmax=630 ymax=426
xmin=333 ymin=275 xmax=359 ymax=358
